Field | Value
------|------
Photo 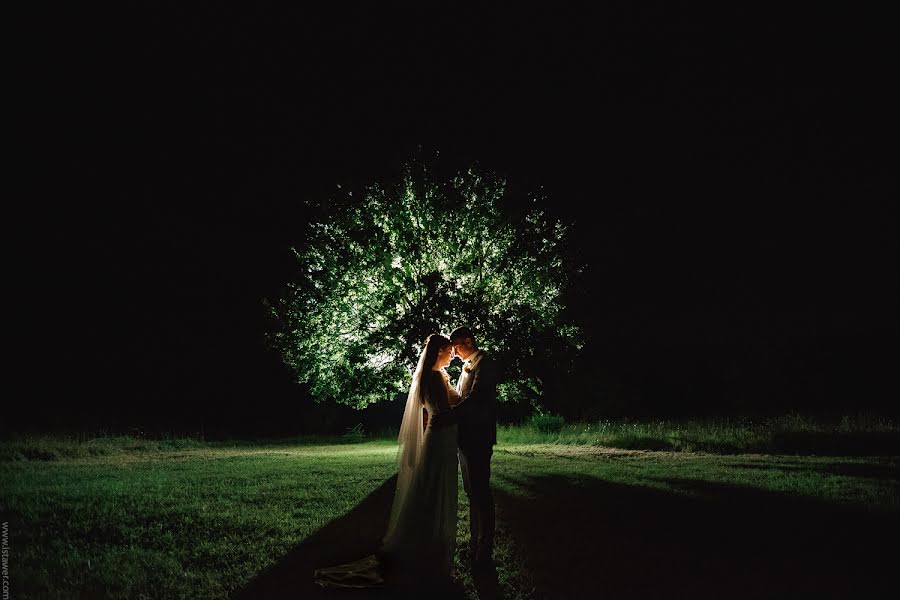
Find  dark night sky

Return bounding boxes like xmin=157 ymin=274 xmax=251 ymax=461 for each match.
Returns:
xmin=18 ymin=4 xmax=898 ymax=433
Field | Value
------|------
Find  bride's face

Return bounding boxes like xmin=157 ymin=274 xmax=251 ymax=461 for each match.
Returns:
xmin=436 ymin=344 xmax=453 ymax=369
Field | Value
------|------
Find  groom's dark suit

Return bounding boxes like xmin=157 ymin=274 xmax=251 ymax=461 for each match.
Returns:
xmin=454 ymin=349 xmax=498 ymax=561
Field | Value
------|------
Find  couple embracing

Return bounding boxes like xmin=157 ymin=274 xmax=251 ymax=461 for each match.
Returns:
xmin=315 ymin=327 xmax=498 ymax=589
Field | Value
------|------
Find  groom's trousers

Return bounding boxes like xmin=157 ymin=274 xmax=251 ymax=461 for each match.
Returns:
xmin=458 ymin=445 xmax=495 ymax=557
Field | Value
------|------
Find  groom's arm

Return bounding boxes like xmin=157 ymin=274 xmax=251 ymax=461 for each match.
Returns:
xmin=430 ymin=359 xmax=497 ymax=428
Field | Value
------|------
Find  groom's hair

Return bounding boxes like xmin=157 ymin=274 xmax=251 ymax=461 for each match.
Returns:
xmin=449 ymin=326 xmax=475 ymax=345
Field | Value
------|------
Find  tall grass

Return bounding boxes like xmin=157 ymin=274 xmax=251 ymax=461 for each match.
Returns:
xmin=499 ymin=413 xmax=900 ymax=454
xmin=2 ymin=414 xmax=897 ymax=461
xmin=0 ymin=432 xmax=371 ymax=462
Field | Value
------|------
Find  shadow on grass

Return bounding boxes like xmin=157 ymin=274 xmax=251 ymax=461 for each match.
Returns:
xmin=495 ymin=472 xmax=898 ymax=599
xmin=730 ymin=460 xmax=900 ymax=480
xmin=232 ymin=475 xmax=466 ymax=600
xmin=605 ymin=436 xmax=677 ymax=451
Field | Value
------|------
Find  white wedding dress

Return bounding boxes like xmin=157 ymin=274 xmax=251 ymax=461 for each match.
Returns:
xmin=379 ymin=369 xmax=459 ymax=580
xmin=314 ymin=363 xmax=459 ymax=589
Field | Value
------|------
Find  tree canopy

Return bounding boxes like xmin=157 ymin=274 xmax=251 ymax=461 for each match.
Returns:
xmin=267 ymin=161 xmax=583 ymax=409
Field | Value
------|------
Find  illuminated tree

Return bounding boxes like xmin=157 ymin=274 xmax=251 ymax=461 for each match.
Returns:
xmin=266 ymin=161 xmax=583 ymax=408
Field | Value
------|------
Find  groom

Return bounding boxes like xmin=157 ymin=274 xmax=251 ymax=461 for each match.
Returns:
xmin=430 ymin=326 xmax=498 ymax=567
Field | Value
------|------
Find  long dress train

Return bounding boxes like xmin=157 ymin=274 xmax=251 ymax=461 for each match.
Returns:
xmin=314 ymin=370 xmax=459 ymax=589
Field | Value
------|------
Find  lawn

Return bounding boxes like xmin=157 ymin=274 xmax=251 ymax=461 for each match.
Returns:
xmin=1 ymin=433 xmax=897 ymax=598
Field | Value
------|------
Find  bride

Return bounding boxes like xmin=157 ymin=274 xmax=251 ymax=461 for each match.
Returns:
xmin=314 ymin=333 xmax=461 ymax=589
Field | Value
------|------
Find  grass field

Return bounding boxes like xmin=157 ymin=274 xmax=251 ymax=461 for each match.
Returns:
xmin=1 ymin=424 xmax=898 ymax=598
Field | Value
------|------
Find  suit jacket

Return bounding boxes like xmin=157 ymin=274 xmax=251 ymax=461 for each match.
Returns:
xmin=454 ymin=350 xmax=499 ymax=450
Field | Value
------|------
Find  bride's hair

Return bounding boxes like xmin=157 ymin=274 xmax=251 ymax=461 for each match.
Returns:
xmin=420 ymin=333 xmax=451 ymax=373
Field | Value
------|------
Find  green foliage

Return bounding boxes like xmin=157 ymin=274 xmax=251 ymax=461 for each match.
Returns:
xmin=267 ymin=159 xmax=583 ymax=407
xmin=528 ymin=411 xmax=566 ymax=434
